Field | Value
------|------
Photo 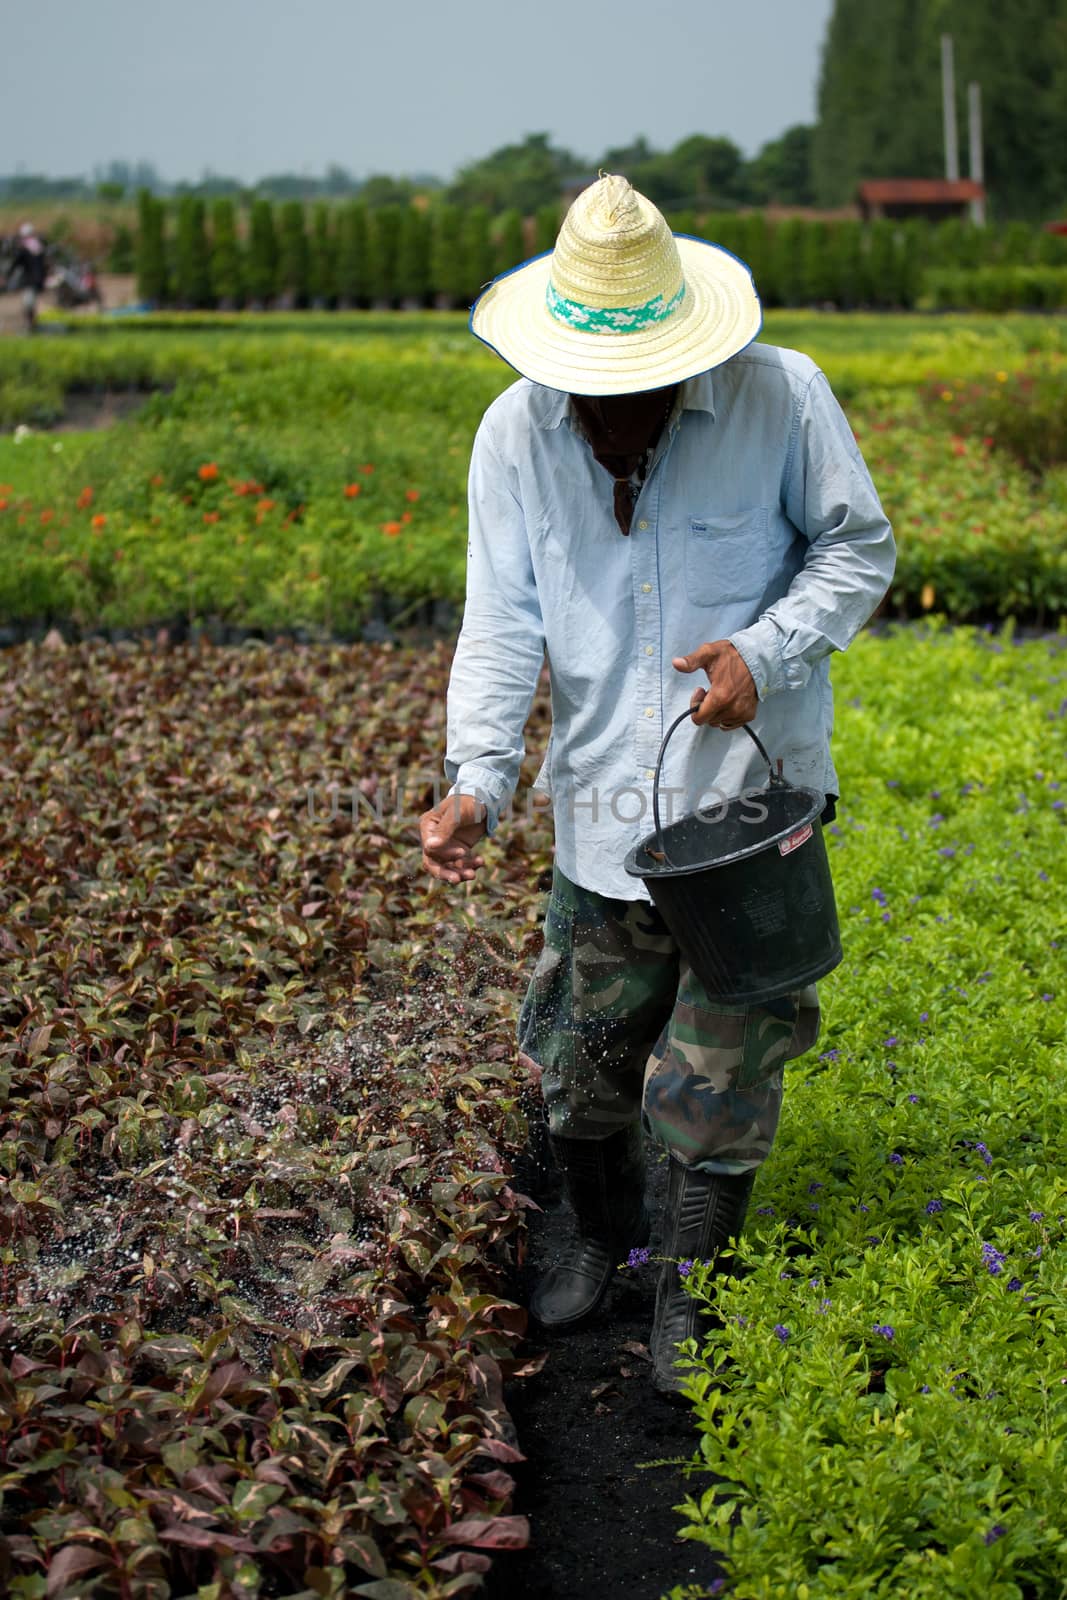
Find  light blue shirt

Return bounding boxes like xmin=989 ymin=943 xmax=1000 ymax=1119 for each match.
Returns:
xmin=444 ymin=343 xmax=896 ymax=901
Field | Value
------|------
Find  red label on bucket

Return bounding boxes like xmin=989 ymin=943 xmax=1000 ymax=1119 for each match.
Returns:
xmin=779 ymin=822 xmax=813 ymax=857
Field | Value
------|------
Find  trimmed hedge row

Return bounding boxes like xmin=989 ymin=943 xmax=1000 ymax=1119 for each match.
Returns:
xmin=132 ymin=193 xmax=1067 ymax=314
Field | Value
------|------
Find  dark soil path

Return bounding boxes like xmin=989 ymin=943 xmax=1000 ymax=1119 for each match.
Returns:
xmin=486 ymin=1129 xmax=725 ymax=1600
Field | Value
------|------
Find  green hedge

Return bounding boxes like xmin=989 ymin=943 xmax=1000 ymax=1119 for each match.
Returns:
xmin=129 ymin=191 xmax=1067 ymax=314
xmin=923 ymin=265 xmax=1067 ymax=312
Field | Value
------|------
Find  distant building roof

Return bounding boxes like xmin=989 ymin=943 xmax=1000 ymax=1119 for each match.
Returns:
xmin=857 ymin=178 xmax=985 ymax=204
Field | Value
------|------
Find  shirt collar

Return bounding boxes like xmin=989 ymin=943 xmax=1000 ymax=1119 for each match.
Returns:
xmin=536 ymin=368 xmax=717 ymax=431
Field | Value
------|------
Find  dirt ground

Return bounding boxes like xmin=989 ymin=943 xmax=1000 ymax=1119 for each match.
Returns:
xmin=0 ymin=272 xmax=136 ymax=335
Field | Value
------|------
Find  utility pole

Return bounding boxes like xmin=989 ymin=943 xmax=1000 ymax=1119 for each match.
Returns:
xmin=941 ymin=34 xmax=960 ymax=182
xmin=968 ymin=81 xmax=986 ymax=225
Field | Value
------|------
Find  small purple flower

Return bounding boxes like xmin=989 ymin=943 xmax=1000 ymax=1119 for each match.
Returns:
xmin=817 ymin=1298 xmax=832 ymax=1313
xmin=1038 ymin=871 xmax=1049 ymax=881
xmin=819 ymin=1048 xmax=839 ymax=1061
xmin=677 ymin=1258 xmax=694 ymax=1278
xmin=857 ymin=1203 xmax=870 ymax=1214
xmin=884 ymin=1035 xmax=898 ymax=1047
xmin=808 ymin=1182 xmax=823 ymax=1193
xmin=982 ymin=1242 xmax=1006 ymax=1276
xmin=1030 ymin=1211 xmax=1045 ymax=1222
xmin=871 ymin=886 xmax=887 ymax=905
xmin=908 ymin=1093 xmax=920 ymax=1103
xmin=889 ymin=1152 xmax=904 ymax=1166
xmin=755 ymin=1205 xmax=776 ymax=1216
xmin=773 ymin=1324 xmax=790 ymax=1343
xmin=881 ymin=911 xmax=891 ymax=922
xmin=975 ymin=1141 xmax=993 ymax=1166
xmin=1032 ymin=1245 xmax=1043 ymax=1260
xmin=984 ymin=1524 xmax=1007 ymax=1545
xmin=1040 ymin=993 xmax=1054 ymax=1002
xmin=734 ymin=1314 xmax=747 ymax=1327
xmin=873 ymin=1323 xmax=895 ymax=1341
xmin=920 ymin=1011 xmax=929 ymax=1021
xmin=939 ymin=846 xmax=956 ymax=858
xmin=865 ymin=1234 xmax=882 ymax=1246
xmin=709 ymin=1581 xmax=727 ymax=1597
xmin=627 ymin=1246 xmax=651 ymax=1268
xmin=809 ymin=1277 xmax=821 ymax=1288
xmin=1006 ymin=1278 xmax=1023 ymax=1292
xmin=925 ymin=1199 xmax=944 ymax=1214
xmin=920 ymin=1384 xmax=931 ymax=1393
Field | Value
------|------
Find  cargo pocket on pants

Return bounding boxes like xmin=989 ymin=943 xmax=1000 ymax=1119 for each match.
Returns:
xmin=735 ymin=992 xmax=801 ymax=1091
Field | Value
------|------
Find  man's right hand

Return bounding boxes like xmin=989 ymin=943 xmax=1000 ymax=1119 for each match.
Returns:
xmin=420 ymin=793 xmax=489 ymax=885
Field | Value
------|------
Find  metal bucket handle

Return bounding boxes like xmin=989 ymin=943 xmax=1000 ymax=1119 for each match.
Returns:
xmin=647 ymin=703 xmax=776 ymax=868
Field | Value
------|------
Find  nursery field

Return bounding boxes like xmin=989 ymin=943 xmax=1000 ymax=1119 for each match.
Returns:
xmin=0 ymin=621 xmax=1064 ymax=1598
xmin=0 ymin=311 xmax=1066 ymax=631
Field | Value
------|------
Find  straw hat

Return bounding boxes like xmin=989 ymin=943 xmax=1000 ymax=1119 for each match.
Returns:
xmin=470 ymin=173 xmax=762 ymax=396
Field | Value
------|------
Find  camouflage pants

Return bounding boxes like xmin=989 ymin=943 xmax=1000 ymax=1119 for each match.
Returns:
xmin=517 ymin=863 xmax=821 ymax=1175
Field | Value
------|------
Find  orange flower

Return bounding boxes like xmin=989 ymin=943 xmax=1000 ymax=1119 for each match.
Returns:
xmin=401 ymin=510 xmax=412 ymax=524
xmin=149 ymin=473 xmax=164 ymax=488
xmin=360 ymin=463 xmax=375 ymax=475
xmin=113 ymin=549 xmax=124 ymax=562
xmin=307 ymin=570 xmax=321 ymax=582
xmin=235 ymin=532 xmax=247 ymax=545
xmin=40 ymin=509 xmax=54 ymax=526
xmin=203 ymin=511 xmax=220 ymax=524
xmin=382 ymin=520 xmax=403 ymax=537
xmin=0 ymin=483 xmax=11 ymax=494
xmin=405 ymin=488 xmax=419 ymax=502
xmin=91 ymin=514 xmax=107 ymax=530
xmin=0 ymin=500 xmax=9 ymax=513
xmin=198 ymin=462 xmax=219 ymax=482
xmin=343 ymin=483 xmax=362 ymax=498
xmin=76 ymin=486 xmax=94 ymax=510
xmin=256 ymin=497 xmax=275 ymax=512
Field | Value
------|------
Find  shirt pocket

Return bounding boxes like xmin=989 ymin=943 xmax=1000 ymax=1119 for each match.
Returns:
xmin=685 ymin=508 xmax=771 ymax=607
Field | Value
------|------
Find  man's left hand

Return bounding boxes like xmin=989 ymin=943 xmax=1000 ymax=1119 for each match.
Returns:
xmin=671 ymin=639 xmax=759 ymax=728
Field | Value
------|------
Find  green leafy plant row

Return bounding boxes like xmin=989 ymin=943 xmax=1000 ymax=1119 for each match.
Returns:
xmin=658 ymin=622 xmax=1067 ymax=1600
xmin=2 ymin=316 xmax=1067 ymax=631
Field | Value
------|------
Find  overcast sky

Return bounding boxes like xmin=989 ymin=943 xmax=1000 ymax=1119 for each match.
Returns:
xmin=2 ymin=0 xmax=835 ymax=184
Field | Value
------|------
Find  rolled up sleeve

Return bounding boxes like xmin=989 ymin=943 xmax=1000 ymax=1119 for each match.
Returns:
xmin=729 ymin=370 xmax=896 ymax=698
xmin=444 ymin=415 xmax=546 ymax=835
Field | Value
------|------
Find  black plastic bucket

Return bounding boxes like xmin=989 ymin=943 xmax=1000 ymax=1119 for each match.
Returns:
xmin=623 ymin=709 xmax=842 ymax=1004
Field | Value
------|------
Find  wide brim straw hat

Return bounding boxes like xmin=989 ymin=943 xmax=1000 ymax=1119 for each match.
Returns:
xmin=469 ymin=173 xmax=762 ymax=396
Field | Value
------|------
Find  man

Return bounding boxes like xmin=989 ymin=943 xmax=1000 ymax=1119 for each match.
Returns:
xmin=419 ymin=175 xmax=895 ymax=1394
xmin=8 ymin=222 xmax=50 ymax=334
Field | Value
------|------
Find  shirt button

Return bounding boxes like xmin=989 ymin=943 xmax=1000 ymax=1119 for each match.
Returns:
xmin=644 ymin=706 xmax=655 ymax=718
xmin=644 ymin=645 xmax=654 ymax=656
xmin=641 ymin=582 xmax=652 ymax=593
xmin=637 ymin=519 xmax=649 ymax=531
xmin=646 ymin=768 xmax=655 ymax=780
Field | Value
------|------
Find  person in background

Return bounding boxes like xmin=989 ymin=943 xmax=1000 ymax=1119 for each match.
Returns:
xmin=9 ymin=222 xmax=50 ymax=334
xmin=420 ymin=174 xmax=895 ymax=1395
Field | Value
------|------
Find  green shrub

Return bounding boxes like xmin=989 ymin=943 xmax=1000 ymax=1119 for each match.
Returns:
xmin=209 ymin=197 xmax=244 ymax=308
xmin=461 ymin=204 xmax=493 ymax=303
xmin=173 ymin=195 xmax=212 ymax=310
xmin=135 ymin=189 xmax=168 ymax=306
xmin=245 ymin=198 xmax=278 ymax=307
xmin=276 ymin=201 xmax=309 ymax=308
xmin=307 ymin=201 xmax=337 ymax=307
xmin=395 ymin=206 xmax=430 ymax=306
xmin=336 ymin=200 xmax=367 ymax=306
xmin=366 ymin=204 xmax=402 ymax=306
xmin=430 ymin=204 xmax=465 ymax=306
xmin=494 ymin=208 xmax=526 ymax=276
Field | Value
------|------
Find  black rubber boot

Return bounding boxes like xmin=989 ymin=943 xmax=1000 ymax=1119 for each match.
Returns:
xmin=529 ymin=1123 xmax=650 ymax=1329
xmin=650 ymin=1159 xmax=756 ymax=1395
